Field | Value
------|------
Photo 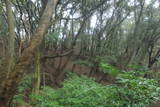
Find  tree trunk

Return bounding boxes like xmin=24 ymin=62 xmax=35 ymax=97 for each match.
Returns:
xmin=0 ymin=0 xmax=59 ymax=106
xmin=5 ymin=0 xmax=16 ymax=78
xmin=32 ymin=50 xmax=41 ymax=95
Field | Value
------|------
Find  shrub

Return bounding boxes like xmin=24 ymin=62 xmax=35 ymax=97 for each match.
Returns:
xmin=12 ymin=74 xmax=33 ymax=107
xmin=30 ymin=72 xmax=160 ymax=107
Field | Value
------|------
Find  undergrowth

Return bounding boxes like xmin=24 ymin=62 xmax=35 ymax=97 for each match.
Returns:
xmin=12 ymin=64 xmax=160 ymax=107
xmin=29 ymin=73 xmax=160 ymax=107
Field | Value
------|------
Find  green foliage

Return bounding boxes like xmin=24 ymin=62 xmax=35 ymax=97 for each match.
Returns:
xmin=116 ymin=71 xmax=160 ymax=106
xmin=128 ymin=64 xmax=148 ymax=71
xmin=30 ymin=87 xmax=62 ymax=107
xmin=12 ymin=94 xmax=25 ymax=107
xmin=100 ymin=63 xmax=120 ymax=76
xmin=11 ymin=65 xmax=160 ymax=107
xmin=73 ymin=60 xmax=93 ymax=67
xmin=30 ymin=72 xmax=160 ymax=107
xmin=12 ymin=74 xmax=33 ymax=107
xmin=45 ymin=32 xmax=59 ymax=45
xmin=30 ymin=75 xmax=119 ymax=107
xmin=17 ymin=74 xmax=33 ymax=92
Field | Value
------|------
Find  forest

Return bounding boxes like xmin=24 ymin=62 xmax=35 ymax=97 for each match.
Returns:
xmin=0 ymin=0 xmax=160 ymax=107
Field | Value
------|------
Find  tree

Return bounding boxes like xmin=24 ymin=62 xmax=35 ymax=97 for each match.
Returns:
xmin=0 ymin=0 xmax=59 ymax=106
xmin=5 ymin=0 xmax=16 ymax=78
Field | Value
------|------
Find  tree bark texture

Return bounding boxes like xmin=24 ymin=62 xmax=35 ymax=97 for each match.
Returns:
xmin=0 ymin=0 xmax=59 ymax=106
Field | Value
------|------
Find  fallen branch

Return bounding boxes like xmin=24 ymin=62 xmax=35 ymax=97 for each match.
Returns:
xmin=43 ymin=50 xmax=73 ymax=59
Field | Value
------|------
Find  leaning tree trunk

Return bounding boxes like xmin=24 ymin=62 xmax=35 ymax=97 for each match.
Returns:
xmin=0 ymin=0 xmax=59 ymax=106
